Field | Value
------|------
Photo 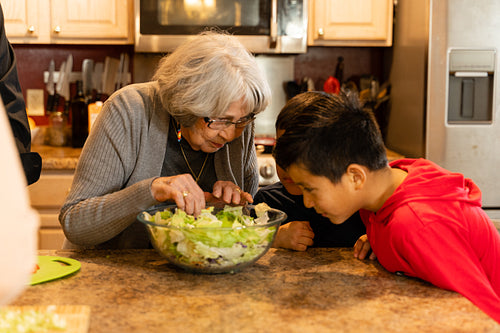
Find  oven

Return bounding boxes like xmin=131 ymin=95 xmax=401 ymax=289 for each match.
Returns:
xmin=135 ymin=0 xmax=308 ymax=54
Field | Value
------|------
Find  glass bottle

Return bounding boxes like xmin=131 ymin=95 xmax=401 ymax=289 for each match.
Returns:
xmin=71 ymin=80 xmax=88 ymax=148
xmin=48 ymin=111 xmax=67 ymax=146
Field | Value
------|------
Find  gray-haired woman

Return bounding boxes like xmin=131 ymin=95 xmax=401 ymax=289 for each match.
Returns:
xmin=60 ymin=31 xmax=272 ymax=249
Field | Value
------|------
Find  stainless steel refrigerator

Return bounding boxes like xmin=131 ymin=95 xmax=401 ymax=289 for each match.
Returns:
xmin=385 ymin=0 xmax=500 ymax=220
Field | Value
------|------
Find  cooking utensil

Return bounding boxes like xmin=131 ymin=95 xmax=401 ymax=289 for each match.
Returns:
xmin=323 ymin=76 xmax=340 ymax=94
xmin=115 ymin=53 xmax=130 ymax=90
xmin=54 ymin=60 xmax=66 ymax=111
xmin=30 ymin=256 xmax=81 ymax=285
xmin=121 ymin=53 xmax=130 ymax=88
xmin=93 ymin=62 xmax=104 ymax=101
xmin=46 ymin=59 xmax=55 ymax=113
xmin=81 ymin=59 xmax=94 ymax=102
xmin=61 ymin=54 xmax=73 ymax=113
xmin=115 ymin=53 xmax=125 ymax=91
xmin=102 ymin=56 xmax=120 ymax=98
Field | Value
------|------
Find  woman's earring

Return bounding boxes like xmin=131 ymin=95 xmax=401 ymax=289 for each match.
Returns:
xmin=176 ymin=125 xmax=182 ymax=142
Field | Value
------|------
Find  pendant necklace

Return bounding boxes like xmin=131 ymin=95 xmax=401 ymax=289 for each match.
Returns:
xmin=172 ymin=118 xmax=209 ymax=183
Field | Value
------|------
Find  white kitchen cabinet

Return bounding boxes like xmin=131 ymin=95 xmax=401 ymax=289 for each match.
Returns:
xmin=308 ymin=0 xmax=393 ymax=47
xmin=28 ymin=170 xmax=74 ymax=249
xmin=3 ymin=0 xmax=132 ymax=44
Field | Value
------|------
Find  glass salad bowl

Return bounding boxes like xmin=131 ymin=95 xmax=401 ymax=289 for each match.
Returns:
xmin=137 ymin=203 xmax=286 ymax=274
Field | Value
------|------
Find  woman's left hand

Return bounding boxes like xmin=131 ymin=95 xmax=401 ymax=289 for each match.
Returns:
xmin=206 ymin=180 xmax=253 ymax=206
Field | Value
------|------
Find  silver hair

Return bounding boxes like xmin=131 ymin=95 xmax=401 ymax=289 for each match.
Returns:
xmin=152 ymin=30 xmax=272 ymax=127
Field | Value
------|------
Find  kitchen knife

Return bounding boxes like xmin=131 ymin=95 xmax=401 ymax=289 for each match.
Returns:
xmin=82 ymin=59 xmax=94 ymax=102
xmin=115 ymin=53 xmax=125 ymax=91
xmin=46 ymin=59 xmax=55 ymax=113
xmin=102 ymin=56 xmax=120 ymax=98
xmin=54 ymin=60 xmax=66 ymax=111
xmin=120 ymin=53 xmax=130 ymax=89
xmin=93 ymin=62 xmax=104 ymax=101
xmin=61 ymin=54 xmax=73 ymax=114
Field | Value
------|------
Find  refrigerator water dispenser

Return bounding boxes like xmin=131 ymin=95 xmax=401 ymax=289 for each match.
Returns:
xmin=447 ymin=49 xmax=495 ymax=123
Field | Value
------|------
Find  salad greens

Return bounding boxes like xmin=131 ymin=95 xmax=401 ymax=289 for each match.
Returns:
xmin=142 ymin=203 xmax=277 ymax=270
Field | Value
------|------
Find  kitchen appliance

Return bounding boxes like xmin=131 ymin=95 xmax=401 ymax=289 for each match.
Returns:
xmin=385 ymin=0 xmax=500 ymax=219
xmin=135 ymin=0 xmax=308 ymax=54
xmin=254 ymin=55 xmax=294 ymax=186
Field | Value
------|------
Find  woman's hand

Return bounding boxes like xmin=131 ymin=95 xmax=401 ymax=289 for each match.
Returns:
xmin=273 ymin=221 xmax=314 ymax=251
xmin=206 ymin=180 xmax=253 ymax=206
xmin=151 ymin=174 xmax=205 ymax=216
xmin=353 ymin=234 xmax=377 ymax=260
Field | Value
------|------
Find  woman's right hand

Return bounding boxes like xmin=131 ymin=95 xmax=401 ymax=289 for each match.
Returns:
xmin=151 ymin=174 xmax=205 ymax=216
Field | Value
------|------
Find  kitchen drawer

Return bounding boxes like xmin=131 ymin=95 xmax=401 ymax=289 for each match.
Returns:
xmin=38 ymin=228 xmax=65 ymax=250
xmin=29 ymin=172 xmax=73 ymax=208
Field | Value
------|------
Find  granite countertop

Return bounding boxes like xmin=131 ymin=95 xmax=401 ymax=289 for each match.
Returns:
xmin=32 ymin=144 xmax=82 ymax=170
xmin=11 ymin=248 xmax=499 ymax=332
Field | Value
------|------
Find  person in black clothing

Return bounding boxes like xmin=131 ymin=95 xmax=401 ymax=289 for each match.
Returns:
xmin=0 ymin=4 xmax=41 ymax=185
xmin=254 ymin=91 xmax=368 ymax=252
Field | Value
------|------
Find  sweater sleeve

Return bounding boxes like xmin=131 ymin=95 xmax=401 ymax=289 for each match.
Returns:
xmin=59 ymin=89 xmax=160 ymax=247
xmin=397 ymin=215 xmax=500 ymax=323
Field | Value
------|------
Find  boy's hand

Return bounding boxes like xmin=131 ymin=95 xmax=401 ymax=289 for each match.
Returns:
xmin=353 ymin=234 xmax=376 ymax=260
xmin=273 ymin=221 xmax=314 ymax=251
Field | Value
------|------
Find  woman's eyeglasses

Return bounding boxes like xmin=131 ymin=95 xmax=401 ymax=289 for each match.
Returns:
xmin=204 ymin=113 xmax=255 ymax=130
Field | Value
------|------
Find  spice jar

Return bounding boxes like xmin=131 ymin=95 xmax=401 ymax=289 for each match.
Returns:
xmin=47 ymin=111 xmax=67 ymax=146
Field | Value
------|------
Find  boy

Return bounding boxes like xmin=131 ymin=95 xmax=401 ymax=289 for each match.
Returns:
xmin=254 ymin=96 xmax=367 ymax=252
xmin=273 ymin=91 xmax=500 ymax=323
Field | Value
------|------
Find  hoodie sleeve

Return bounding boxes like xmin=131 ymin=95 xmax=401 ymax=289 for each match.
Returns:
xmin=397 ymin=211 xmax=500 ymax=323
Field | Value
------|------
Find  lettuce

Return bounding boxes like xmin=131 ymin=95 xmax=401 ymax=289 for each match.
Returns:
xmin=145 ymin=204 xmax=275 ymax=269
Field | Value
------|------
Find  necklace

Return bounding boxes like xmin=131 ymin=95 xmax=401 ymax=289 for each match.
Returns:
xmin=172 ymin=118 xmax=209 ymax=183
xmin=179 ymin=143 xmax=209 ymax=183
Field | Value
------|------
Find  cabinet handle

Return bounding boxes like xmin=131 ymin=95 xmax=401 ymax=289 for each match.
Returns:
xmin=27 ymin=26 xmax=36 ymax=33
xmin=54 ymin=26 xmax=61 ymax=33
xmin=318 ymin=28 xmax=324 ymax=37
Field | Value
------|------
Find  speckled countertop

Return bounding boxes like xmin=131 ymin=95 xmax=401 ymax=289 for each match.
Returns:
xmin=11 ymin=248 xmax=499 ymax=332
xmin=32 ymin=144 xmax=82 ymax=170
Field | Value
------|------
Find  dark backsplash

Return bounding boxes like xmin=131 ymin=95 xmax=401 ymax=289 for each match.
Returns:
xmin=12 ymin=44 xmax=391 ymax=125
xmin=12 ymin=44 xmax=134 ymax=125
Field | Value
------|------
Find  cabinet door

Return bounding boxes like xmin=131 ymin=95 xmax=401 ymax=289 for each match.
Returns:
xmin=309 ymin=0 xmax=393 ymax=47
xmin=2 ymin=0 xmax=40 ymax=39
xmin=50 ymin=0 xmax=131 ymax=42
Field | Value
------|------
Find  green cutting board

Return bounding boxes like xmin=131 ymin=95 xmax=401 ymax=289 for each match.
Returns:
xmin=30 ymin=256 xmax=81 ymax=285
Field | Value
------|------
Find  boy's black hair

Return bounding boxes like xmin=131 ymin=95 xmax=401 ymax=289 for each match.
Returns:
xmin=274 ymin=91 xmax=388 ymax=184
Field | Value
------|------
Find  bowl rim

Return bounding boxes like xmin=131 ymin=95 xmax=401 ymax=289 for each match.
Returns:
xmin=137 ymin=203 xmax=286 ymax=231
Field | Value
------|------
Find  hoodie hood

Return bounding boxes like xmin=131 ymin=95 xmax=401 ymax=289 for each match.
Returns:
xmin=374 ymin=158 xmax=482 ymax=221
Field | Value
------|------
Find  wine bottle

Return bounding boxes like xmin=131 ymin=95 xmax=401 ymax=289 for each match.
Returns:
xmin=70 ymin=80 xmax=89 ymax=148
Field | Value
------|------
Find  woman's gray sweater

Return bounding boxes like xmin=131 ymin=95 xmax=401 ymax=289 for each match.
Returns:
xmin=59 ymin=82 xmax=258 ymax=249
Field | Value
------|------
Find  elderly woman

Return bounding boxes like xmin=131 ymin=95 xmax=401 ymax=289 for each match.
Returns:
xmin=60 ymin=31 xmax=271 ymax=249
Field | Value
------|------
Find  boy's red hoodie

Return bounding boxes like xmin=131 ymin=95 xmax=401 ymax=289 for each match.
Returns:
xmin=360 ymin=158 xmax=500 ymax=323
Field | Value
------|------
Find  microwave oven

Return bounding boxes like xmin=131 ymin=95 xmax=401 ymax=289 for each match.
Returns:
xmin=135 ymin=0 xmax=308 ymax=54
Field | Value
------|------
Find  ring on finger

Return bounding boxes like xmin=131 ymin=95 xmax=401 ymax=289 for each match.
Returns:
xmin=182 ymin=190 xmax=189 ymax=197
xmin=235 ymin=188 xmax=241 ymax=193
